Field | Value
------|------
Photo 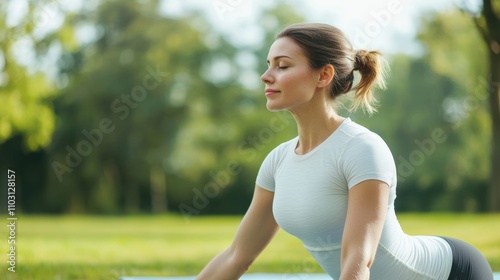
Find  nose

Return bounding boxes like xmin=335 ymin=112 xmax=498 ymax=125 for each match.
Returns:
xmin=260 ymin=68 xmax=274 ymax=84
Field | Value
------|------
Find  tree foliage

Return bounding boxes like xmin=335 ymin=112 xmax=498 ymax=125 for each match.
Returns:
xmin=455 ymin=0 xmax=500 ymax=211
xmin=0 ymin=1 xmax=494 ymax=214
xmin=0 ymin=0 xmax=58 ymax=151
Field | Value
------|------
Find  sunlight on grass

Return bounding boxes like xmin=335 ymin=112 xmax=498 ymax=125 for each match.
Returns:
xmin=0 ymin=213 xmax=498 ymax=279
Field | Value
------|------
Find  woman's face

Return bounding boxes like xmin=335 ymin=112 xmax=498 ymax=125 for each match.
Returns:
xmin=261 ymin=37 xmax=322 ymax=112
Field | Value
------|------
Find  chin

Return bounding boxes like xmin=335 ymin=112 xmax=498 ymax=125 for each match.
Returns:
xmin=266 ymin=101 xmax=285 ymax=112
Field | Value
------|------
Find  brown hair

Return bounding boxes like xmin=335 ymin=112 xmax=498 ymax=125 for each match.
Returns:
xmin=276 ymin=23 xmax=388 ymax=114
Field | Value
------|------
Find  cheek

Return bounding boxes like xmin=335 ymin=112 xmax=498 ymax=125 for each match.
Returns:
xmin=280 ymin=68 xmax=303 ymax=82
xmin=281 ymin=69 xmax=315 ymax=90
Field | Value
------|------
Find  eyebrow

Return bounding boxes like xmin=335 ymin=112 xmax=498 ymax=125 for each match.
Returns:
xmin=266 ymin=55 xmax=293 ymax=64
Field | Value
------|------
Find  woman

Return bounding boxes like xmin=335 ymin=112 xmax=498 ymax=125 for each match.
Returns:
xmin=196 ymin=23 xmax=493 ymax=280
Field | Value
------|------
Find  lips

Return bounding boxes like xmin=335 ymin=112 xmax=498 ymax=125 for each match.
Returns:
xmin=265 ymin=89 xmax=280 ymax=96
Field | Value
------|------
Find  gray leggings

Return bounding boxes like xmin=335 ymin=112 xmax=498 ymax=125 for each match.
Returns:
xmin=440 ymin=237 xmax=493 ymax=280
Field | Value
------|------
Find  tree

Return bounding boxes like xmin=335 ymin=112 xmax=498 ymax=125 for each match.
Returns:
xmin=0 ymin=0 xmax=58 ymax=151
xmin=45 ymin=0 xmax=216 ymax=213
xmin=415 ymin=10 xmax=492 ymax=211
xmin=459 ymin=0 xmax=500 ymax=211
xmin=0 ymin=0 xmax=71 ymax=213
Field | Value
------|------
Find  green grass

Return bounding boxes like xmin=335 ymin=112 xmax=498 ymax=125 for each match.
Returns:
xmin=0 ymin=213 xmax=499 ymax=279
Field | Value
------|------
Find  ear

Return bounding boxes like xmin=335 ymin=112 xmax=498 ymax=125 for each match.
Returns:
xmin=317 ymin=64 xmax=335 ymax=88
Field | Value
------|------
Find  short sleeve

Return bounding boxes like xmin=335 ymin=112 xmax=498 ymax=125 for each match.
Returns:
xmin=256 ymin=138 xmax=296 ymax=192
xmin=340 ymin=132 xmax=396 ymax=189
xmin=255 ymin=148 xmax=278 ymax=192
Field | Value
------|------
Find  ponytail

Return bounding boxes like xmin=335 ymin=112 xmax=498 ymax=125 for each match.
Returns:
xmin=351 ymin=50 xmax=388 ymax=115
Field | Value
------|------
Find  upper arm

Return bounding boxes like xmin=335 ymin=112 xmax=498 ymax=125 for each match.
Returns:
xmin=341 ymin=180 xmax=389 ymax=268
xmin=229 ymin=185 xmax=279 ymax=263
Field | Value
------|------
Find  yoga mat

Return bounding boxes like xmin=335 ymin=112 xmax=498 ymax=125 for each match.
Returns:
xmin=121 ymin=272 xmax=500 ymax=280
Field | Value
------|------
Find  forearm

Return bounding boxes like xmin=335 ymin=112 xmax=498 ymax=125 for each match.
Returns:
xmin=197 ymin=187 xmax=276 ymax=280
xmin=196 ymin=248 xmax=251 ymax=280
xmin=339 ymin=256 xmax=370 ymax=280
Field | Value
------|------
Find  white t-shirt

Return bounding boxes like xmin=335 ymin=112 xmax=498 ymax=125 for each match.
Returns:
xmin=256 ymin=118 xmax=452 ymax=279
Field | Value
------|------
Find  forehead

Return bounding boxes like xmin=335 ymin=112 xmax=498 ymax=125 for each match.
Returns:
xmin=267 ymin=37 xmax=305 ymax=61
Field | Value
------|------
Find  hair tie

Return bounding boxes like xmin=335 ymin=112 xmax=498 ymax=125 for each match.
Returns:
xmin=353 ymin=50 xmax=364 ymax=71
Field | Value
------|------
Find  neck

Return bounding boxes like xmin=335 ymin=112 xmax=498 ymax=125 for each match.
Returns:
xmin=290 ymin=95 xmax=345 ymax=155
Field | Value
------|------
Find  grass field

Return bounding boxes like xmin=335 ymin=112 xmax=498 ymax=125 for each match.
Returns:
xmin=0 ymin=213 xmax=499 ymax=279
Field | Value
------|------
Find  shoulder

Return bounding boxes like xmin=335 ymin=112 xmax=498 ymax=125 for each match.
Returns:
xmin=340 ymin=120 xmax=390 ymax=154
xmin=256 ymin=137 xmax=297 ymax=191
xmin=338 ymin=119 xmax=395 ymax=171
xmin=313 ymin=118 xmax=390 ymax=161
xmin=337 ymin=120 xmax=397 ymax=189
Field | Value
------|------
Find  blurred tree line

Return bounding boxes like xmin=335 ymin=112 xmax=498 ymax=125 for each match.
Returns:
xmin=0 ymin=0 xmax=497 ymax=214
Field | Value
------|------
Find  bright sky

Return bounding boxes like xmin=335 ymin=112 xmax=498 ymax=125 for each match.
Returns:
xmin=5 ymin=0 xmax=460 ymax=83
xmin=160 ymin=0 xmax=459 ymax=54
xmin=6 ymin=0 xmax=459 ymax=52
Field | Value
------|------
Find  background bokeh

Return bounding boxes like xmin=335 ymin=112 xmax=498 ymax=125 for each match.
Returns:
xmin=0 ymin=0 xmax=499 ymax=215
